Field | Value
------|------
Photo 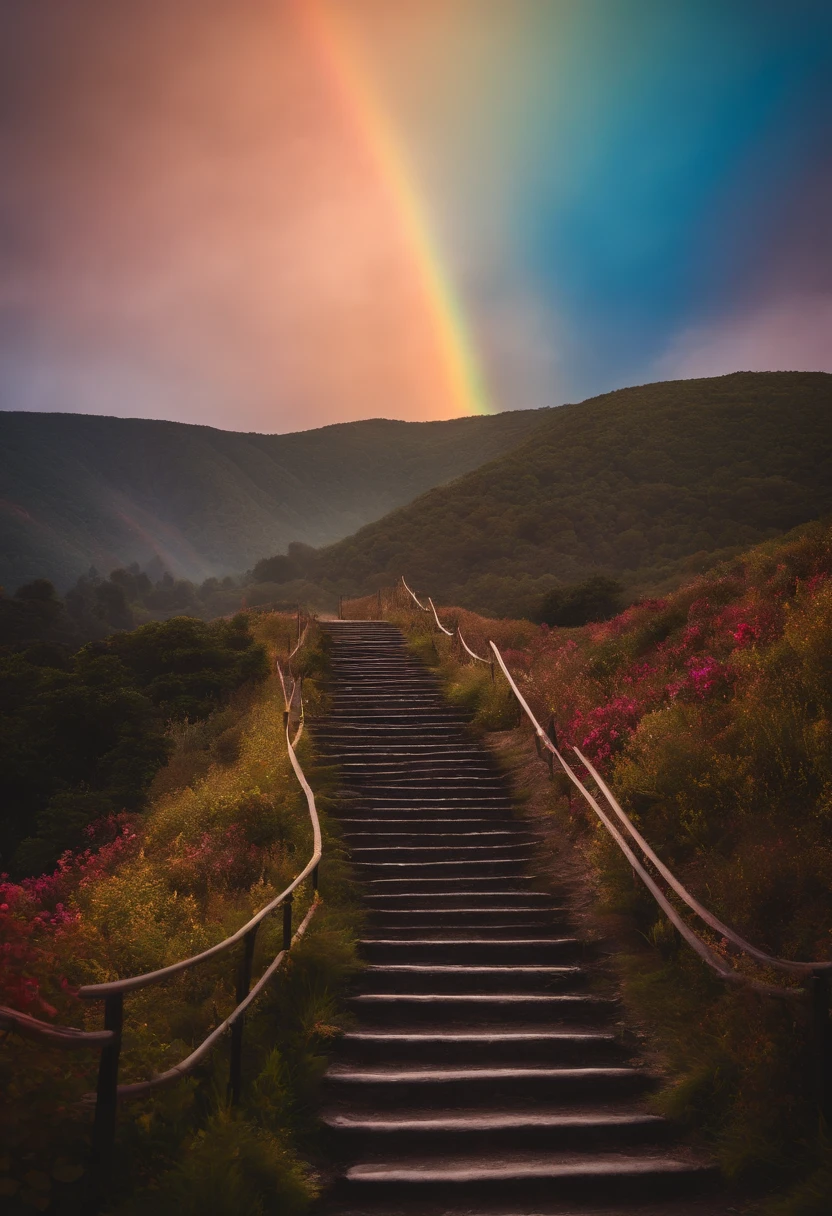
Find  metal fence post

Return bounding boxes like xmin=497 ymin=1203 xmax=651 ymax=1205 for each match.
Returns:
xmin=229 ymin=926 xmax=258 ymax=1106
xmin=546 ymin=716 xmax=558 ymax=779
xmin=810 ymin=970 xmax=832 ymax=1123
xmin=283 ymin=895 xmax=294 ymax=951
xmin=91 ymin=992 xmax=124 ymax=1195
xmin=547 ymin=715 xmax=559 ymax=750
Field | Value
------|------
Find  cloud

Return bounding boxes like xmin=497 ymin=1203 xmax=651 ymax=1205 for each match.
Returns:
xmin=655 ymin=294 xmax=832 ymax=380
xmin=0 ymin=0 xmax=476 ymax=432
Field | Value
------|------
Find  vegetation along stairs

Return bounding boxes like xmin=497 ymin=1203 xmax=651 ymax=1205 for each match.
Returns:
xmin=312 ymin=620 xmax=716 ymax=1215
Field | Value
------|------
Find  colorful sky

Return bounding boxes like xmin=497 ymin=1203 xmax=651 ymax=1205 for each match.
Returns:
xmin=1 ymin=0 xmax=830 ymax=432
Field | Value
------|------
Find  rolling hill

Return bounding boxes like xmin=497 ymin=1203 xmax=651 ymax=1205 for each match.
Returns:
xmin=0 ymin=408 xmax=548 ymax=590
xmin=303 ymin=372 xmax=832 ymax=616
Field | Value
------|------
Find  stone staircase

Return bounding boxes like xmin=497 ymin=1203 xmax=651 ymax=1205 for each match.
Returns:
xmin=312 ymin=620 xmax=716 ymax=1215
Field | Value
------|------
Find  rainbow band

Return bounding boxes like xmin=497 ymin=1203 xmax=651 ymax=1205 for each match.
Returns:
xmin=294 ymin=0 xmax=491 ymax=417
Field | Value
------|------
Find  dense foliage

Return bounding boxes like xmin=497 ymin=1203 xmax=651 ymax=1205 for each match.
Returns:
xmin=0 ymin=569 xmax=241 ymax=651
xmin=0 ymin=612 xmax=268 ymax=876
xmin=0 ymin=615 xmax=357 ymax=1215
xmin=0 ymin=407 xmax=547 ymax=590
xmin=307 ymin=372 xmax=832 ymax=617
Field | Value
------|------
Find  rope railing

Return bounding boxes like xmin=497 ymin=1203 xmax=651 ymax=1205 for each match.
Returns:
xmin=384 ymin=577 xmax=494 ymax=676
xmin=428 ymin=595 xmax=454 ymax=636
xmin=401 ymin=577 xmax=429 ymax=613
xmin=2 ymin=617 xmax=323 ymax=1193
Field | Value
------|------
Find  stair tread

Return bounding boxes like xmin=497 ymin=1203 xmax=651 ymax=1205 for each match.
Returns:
xmin=343 ymin=1029 xmax=613 ymax=1041
xmin=345 ymin=1154 xmax=710 ymax=1181
xmin=325 ymin=1109 xmax=664 ymax=1130
xmin=328 ymin=1066 xmax=641 ymax=1081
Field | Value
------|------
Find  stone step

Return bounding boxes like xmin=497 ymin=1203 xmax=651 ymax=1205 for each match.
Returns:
xmin=324 ymin=1064 xmax=652 ymax=1107
xmin=343 ymin=831 xmax=531 ymax=849
xmin=343 ymin=806 xmax=517 ymax=820
xmin=366 ymin=907 xmax=572 ymax=927
xmin=359 ymin=936 xmax=583 ymax=964
xmin=350 ymin=843 xmax=531 ymax=861
xmin=354 ymin=860 xmax=535 ymax=879
xmin=332 ymin=1153 xmax=715 ymax=1206
xmin=336 ymin=1028 xmax=622 ymax=1066
xmin=357 ymin=963 xmax=586 ymax=994
xmin=323 ymin=1107 xmax=669 ymax=1154
xmin=348 ymin=992 xmax=615 ymax=1025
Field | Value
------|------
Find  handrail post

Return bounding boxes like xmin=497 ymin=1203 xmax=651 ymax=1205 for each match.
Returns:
xmin=810 ymin=969 xmax=832 ymax=1123
xmin=283 ymin=894 xmax=294 ymax=951
xmin=546 ymin=715 xmax=558 ymax=779
xmin=229 ymin=925 xmax=258 ymax=1106
xmin=338 ymin=595 xmax=343 ymax=620
xmin=547 ymin=715 xmax=559 ymax=750
xmin=91 ymin=992 xmax=124 ymax=1198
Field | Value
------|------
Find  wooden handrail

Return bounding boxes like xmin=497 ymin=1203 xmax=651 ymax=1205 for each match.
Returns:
xmin=2 ymin=623 xmax=324 ymax=1196
xmin=489 ymin=640 xmax=831 ymax=985
xmin=401 ymin=577 xmax=430 ymax=612
xmin=457 ymin=627 xmax=490 ymax=666
xmin=373 ymin=577 xmax=832 ymax=993
xmin=428 ymin=596 xmax=454 ymax=636
xmin=573 ymin=746 xmax=832 ymax=977
xmin=0 ymin=1005 xmax=114 ymax=1050
xmin=113 ymin=900 xmax=319 ymax=1101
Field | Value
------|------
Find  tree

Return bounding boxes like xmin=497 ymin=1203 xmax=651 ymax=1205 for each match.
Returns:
xmin=537 ymin=575 xmax=624 ymax=627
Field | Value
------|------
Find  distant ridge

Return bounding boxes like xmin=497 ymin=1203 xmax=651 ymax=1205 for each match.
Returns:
xmin=0 ymin=409 xmax=548 ymax=589
xmin=308 ymin=372 xmax=832 ymax=616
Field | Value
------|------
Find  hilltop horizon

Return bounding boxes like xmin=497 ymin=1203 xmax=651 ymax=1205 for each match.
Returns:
xmin=1 ymin=366 xmax=809 ymax=435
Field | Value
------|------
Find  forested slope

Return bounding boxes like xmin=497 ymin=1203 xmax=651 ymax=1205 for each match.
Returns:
xmin=310 ymin=372 xmax=832 ymax=616
xmin=0 ymin=408 xmax=548 ymax=590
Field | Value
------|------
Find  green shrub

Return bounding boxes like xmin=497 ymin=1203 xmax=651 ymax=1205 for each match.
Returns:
xmin=122 ymin=1110 xmax=316 ymax=1216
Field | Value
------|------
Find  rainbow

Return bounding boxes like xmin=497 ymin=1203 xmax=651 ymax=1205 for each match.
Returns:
xmin=293 ymin=0 xmax=491 ymax=417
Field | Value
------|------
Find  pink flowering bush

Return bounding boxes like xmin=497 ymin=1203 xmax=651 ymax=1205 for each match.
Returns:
xmin=571 ymin=695 xmax=642 ymax=763
xmin=1 ymin=613 xmax=343 ymax=1214
xmin=0 ymin=886 xmax=78 ymax=1017
xmin=167 ymin=824 xmax=265 ymax=898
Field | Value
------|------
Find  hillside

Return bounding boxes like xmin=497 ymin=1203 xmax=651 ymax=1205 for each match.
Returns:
xmin=0 ymin=408 xmax=548 ymax=590
xmin=307 ymin=372 xmax=832 ymax=616
xmin=404 ymin=518 xmax=832 ymax=1203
